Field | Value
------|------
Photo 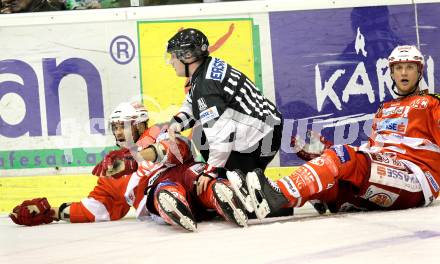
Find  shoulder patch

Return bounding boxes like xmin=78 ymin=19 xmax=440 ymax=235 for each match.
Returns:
xmin=206 ymin=57 xmax=227 ymax=82
xmin=428 ymin=93 xmax=440 ymax=101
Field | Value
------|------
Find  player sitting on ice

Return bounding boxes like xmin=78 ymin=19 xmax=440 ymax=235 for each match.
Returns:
xmin=9 ymin=101 xmax=247 ymax=231
xmin=229 ymin=45 xmax=440 ymax=219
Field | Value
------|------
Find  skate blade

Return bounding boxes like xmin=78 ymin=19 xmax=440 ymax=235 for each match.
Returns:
xmin=246 ymin=172 xmax=271 ymax=220
xmin=226 ymin=171 xmax=254 ymax=213
xmin=214 ymin=183 xmax=248 ymax=228
xmin=158 ymin=192 xmax=197 ymax=232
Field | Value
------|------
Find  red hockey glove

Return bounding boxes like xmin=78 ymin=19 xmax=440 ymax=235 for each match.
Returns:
xmin=291 ymin=130 xmax=333 ymax=161
xmin=92 ymin=148 xmax=138 ymax=178
xmin=9 ymin=198 xmax=55 ymax=226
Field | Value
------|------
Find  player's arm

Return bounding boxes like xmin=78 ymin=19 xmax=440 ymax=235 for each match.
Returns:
xmin=9 ymin=198 xmax=71 ymax=226
xmin=169 ymin=93 xmax=196 ymax=136
xmin=139 ymin=134 xmax=192 ymax=165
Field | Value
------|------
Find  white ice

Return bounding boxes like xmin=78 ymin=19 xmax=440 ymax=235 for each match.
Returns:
xmin=1 ymin=201 xmax=439 ymax=264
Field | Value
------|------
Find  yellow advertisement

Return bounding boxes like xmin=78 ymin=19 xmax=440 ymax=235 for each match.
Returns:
xmin=137 ymin=19 xmax=257 ymax=124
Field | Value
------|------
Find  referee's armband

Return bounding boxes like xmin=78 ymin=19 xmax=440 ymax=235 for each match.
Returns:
xmin=171 ymin=112 xmax=196 ymax=131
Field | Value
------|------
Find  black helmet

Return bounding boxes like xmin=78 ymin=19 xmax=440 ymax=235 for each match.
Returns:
xmin=167 ymin=28 xmax=209 ymax=60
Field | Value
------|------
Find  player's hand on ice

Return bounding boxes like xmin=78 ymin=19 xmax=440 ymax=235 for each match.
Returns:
xmin=9 ymin=198 xmax=56 ymax=226
xmin=291 ymin=130 xmax=333 ymax=161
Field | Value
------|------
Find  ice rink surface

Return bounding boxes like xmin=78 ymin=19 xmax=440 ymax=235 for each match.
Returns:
xmin=1 ymin=201 xmax=439 ymax=264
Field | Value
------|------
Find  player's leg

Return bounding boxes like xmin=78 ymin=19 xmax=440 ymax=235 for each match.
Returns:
xmin=224 ymin=123 xmax=294 ymax=218
xmin=152 ymin=181 xmax=197 ymax=232
xmin=197 ymin=178 xmax=248 ymax=227
xmin=247 ymin=145 xmax=368 ymax=219
xmin=211 ymin=179 xmax=248 ymax=227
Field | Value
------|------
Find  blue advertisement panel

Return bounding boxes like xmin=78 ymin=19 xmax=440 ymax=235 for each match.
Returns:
xmin=270 ymin=4 xmax=440 ymax=166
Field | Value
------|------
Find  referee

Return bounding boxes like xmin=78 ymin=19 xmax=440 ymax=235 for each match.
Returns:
xmin=166 ymin=28 xmax=283 ymax=193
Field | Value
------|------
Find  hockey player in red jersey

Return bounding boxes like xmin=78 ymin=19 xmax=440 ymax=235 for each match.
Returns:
xmin=231 ymin=45 xmax=440 ymax=219
xmin=9 ymin=102 xmax=247 ymax=231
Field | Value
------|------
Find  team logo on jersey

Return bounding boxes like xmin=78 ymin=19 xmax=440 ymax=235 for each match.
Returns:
xmin=279 ymin=177 xmax=301 ymax=198
xmin=409 ymin=98 xmax=429 ymax=109
xmin=330 ymin=145 xmax=350 ymax=163
xmin=376 ymin=165 xmax=387 ymax=176
xmin=369 ymin=153 xmax=404 ymax=169
xmin=206 ymin=57 xmax=227 ymax=82
xmin=361 ymin=185 xmax=398 ymax=207
xmin=370 ymin=163 xmax=422 ymax=192
xmin=200 ymin=106 xmax=220 ymax=124
xmin=376 ymin=118 xmax=408 ymax=133
xmin=309 ymin=157 xmax=325 ymax=166
xmin=293 ymin=166 xmax=319 ymax=193
xmin=381 ymin=106 xmax=409 ymax=117
xmin=197 ymin=97 xmax=208 ymax=111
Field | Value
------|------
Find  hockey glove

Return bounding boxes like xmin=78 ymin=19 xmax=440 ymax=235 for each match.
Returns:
xmin=92 ymin=148 xmax=138 ymax=178
xmin=9 ymin=198 xmax=55 ymax=226
xmin=291 ymin=130 xmax=333 ymax=161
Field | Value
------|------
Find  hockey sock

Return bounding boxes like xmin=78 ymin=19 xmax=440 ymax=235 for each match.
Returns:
xmin=277 ymin=155 xmax=337 ymax=207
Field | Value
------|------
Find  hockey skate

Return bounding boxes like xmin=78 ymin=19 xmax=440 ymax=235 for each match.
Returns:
xmin=157 ymin=189 xmax=197 ymax=232
xmin=212 ymin=181 xmax=248 ymax=227
xmin=309 ymin=200 xmax=328 ymax=215
xmin=246 ymin=168 xmax=289 ymax=220
xmin=226 ymin=170 xmax=254 ymax=213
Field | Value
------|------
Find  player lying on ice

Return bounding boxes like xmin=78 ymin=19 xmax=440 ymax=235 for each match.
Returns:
xmin=227 ymin=45 xmax=440 ymax=219
xmin=9 ymin=101 xmax=247 ymax=231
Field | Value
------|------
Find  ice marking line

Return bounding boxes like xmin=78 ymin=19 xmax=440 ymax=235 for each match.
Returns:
xmin=270 ymin=230 xmax=440 ymax=264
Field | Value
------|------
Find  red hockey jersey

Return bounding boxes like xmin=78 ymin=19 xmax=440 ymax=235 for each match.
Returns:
xmin=367 ymin=92 xmax=440 ymax=200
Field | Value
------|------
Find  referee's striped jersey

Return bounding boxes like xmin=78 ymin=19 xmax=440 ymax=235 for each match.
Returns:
xmin=172 ymin=56 xmax=282 ymax=168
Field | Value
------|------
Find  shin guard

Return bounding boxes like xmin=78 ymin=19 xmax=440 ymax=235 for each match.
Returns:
xmin=154 ymin=181 xmax=197 ymax=232
xmin=278 ymin=154 xmax=338 ymax=207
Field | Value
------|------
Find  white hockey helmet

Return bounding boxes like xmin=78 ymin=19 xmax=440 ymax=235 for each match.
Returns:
xmin=388 ymin=45 xmax=424 ymax=72
xmin=109 ymin=101 xmax=149 ymax=126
